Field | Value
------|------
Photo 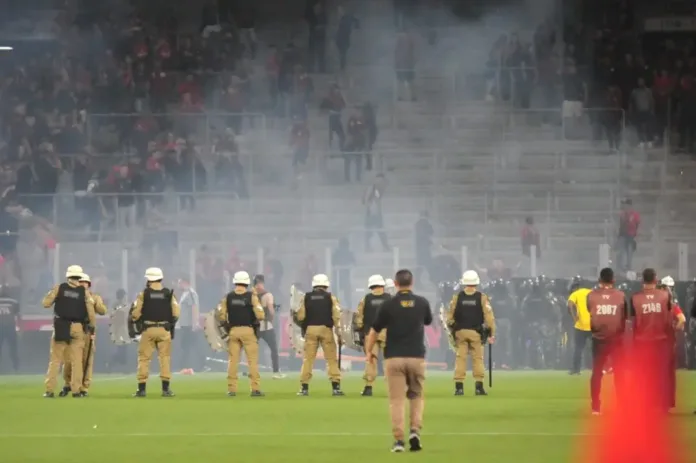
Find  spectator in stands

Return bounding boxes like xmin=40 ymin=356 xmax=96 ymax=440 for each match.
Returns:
xmin=223 ymin=79 xmax=246 ymax=135
xmin=213 ymin=133 xmax=248 ymax=198
xmin=321 ymin=83 xmax=346 ymax=151
xmin=521 ymin=216 xmax=541 ymax=264
xmin=653 ymin=69 xmax=675 ymax=147
xmin=414 ymin=210 xmax=433 ymax=285
xmin=332 ymin=237 xmax=355 ymax=308
xmin=291 ymin=65 xmax=314 ymax=120
xmin=279 ymin=41 xmax=302 ymax=116
xmin=235 ymin=2 xmax=258 ymax=59
xmin=167 ymin=144 xmax=206 ymax=211
xmin=362 ymin=102 xmax=378 ymax=171
xmin=601 ymin=86 xmax=623 ymax=151
xmin=395 ymin=26 xmax=416 ymax=101
xmin=363 ymin=174 xmax=390 ymax=252
xmin=344 ymin=110 xmax=366 ymax=182
xmin=630 ymin=78 xmax=654 ymax=148
xmin=561 ymin=62 xmax=587 ymax=138
xmin=266 ymin=45 xmax=281 ymax=110
xmin=305 ymin=0 xmax=328 ymax=73
xmin=335 ymin=5 xmax=360 ymax=72
xmin=290 ymin=114 xmax=310 ymax=176
xmin=616 ymin=198 xmax=640 ymax=272
xmin=484 ymin=259 xmax=513 ymax=281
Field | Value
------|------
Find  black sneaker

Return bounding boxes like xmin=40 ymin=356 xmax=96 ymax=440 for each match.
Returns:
xmin=58 ymin=386 xmax=70 ymax=397
xmin=43 ymin=392 xmax=55 ymax=398
xmin=227 ymin=392 xmax=237 ymax=397
xmin=332 ymin=389 xmax=345 ymax=396
xmin=409 ymin=431 xmax=422 ymax=452
xmin=132 ymin=390 xmax=146 ymax=398
xmin=361 ymin=386 xmax=373 ymax=397
xmin=391 ymin=441 xmax=405 ymax=453
xmin=475 ymin=381 xmax=487 ymax=396
xmin=297 ymin=389 xmax=308 ymax=396
xmin=79 ymin=391 xmax=89 ymax=397
xmin=250 ymin=390 xmax=265 ymax=397
xmin=72 ymin=393 xmax=83 ymax=398
xmin=161 ymin=390 xmax=175 ymax=397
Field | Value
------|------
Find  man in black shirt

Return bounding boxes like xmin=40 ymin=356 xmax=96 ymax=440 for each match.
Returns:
xmin=366 ymin=269 xmax=432 ymax=453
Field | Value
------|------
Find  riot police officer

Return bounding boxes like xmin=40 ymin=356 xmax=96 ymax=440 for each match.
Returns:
xmin=131 ymin=267 xmax=179 ymax=397
xmin=42 ymin=265 xmax=96 ymax=398
xmin=60 ymin=273 xmax=108 ymax=397
xmin=446 ymin=270 xmax=496 ymax=396
xmin=217 ymin=271 xmax=265 ymax=397
xmin=296 ymin=273 xmax=344 ymax=396
xmin=355 ymin=274 xmax=391 ymax=396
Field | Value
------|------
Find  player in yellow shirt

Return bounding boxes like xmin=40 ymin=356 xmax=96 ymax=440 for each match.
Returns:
xmin=567 ymin=277 xmax=592 ymax=375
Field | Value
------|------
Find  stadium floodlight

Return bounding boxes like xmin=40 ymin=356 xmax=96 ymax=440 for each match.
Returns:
xmin=0 ymin=46 xmax=13 ymax=51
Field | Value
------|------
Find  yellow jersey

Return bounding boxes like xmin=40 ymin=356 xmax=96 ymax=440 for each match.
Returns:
xmin=567 ymin=288 xmax=592 ymax=331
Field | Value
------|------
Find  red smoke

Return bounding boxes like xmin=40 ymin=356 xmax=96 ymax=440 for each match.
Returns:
xmin=581 ymin=342 xmax=686 ymax=463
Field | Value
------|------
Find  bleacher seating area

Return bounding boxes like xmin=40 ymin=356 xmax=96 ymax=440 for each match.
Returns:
xmin=12 ymin=0 xmax=696 ymax=311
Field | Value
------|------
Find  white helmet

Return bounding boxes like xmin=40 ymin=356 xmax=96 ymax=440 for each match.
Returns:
xmin=461 ymin=270 xmax=480 ymax=286
xmin=144 ymin=267 xmax=164 ymax=282
xmin=661 ymin=275 xmax=675 ymax=287
xmin=79 ymin=273 xmax=91 ymax=284
xmin=367 ymin=274 xmax=386 ymax=288
xmin=65 ymin=265 xmax=84 ymax=279
xmin=311 ymin=273 xmax=330 ymax=288
xmin=233 ymin=271 xmax=251 ymax=286
xmin=385 ymin=278 xmax=395 ymax=288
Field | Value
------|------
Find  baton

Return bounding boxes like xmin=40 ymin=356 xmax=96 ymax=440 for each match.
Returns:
xmin=338 ymin=344 xmax=342 ymax=371
xmin=83 ymin=336 xmax=94 ymax=382
xmin=488 ymin=343 xmax=493 ymax=388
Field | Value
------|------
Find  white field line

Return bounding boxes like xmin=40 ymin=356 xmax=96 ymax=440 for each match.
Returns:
xmin=0 ymin=431 xmax=590 ymax=438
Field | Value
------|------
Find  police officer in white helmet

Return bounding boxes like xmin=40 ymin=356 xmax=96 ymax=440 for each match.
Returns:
xmin=295 ymin=273 xmax=344 ymax=396
xmin=385 ymin=278 xmax=396 ymax=296
xmin=216 ymin=271 xmax=265 ymax=397
xmin=131 ymin=267 xmax=180 ymax=397
xmin=355 ymin=274 xmax=391 ymax=396
xmin=445 ymin=270 xmax=496 ymax=396
xmin=42 ymin=265 xmax=96 ymax=398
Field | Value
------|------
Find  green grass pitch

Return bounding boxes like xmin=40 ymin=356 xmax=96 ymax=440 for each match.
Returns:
xmin=0 ymin=371 xmax=694 ymax=462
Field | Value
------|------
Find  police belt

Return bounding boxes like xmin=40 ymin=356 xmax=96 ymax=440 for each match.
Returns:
xmin=55 ymin=316 xmax=86 ymax=323
xmin=143 ymin=321 xmax=172 ymax=329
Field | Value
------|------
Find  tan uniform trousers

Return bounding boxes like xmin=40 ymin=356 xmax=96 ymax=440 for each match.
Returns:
xmin=63 ymin=331 xmax=95 ymax=392
xmin=363 ymin=334 xmax=385 ymax=386
xmin=454 ymin=329 xmax=484 ymax=382
xmin=385 ymin=358 xmax=426 ymax=441
xmin=300 ymin=325 xmax=341 ymax=384
xmin=45 ymin=323 xmax=86 ymax=394
xmin=137 ymin=327 xmax=172 ymax=383
xmin=227 ymin=326 xmax=261 ymax=393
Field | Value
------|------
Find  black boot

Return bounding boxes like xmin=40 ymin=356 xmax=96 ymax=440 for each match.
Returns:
xmin=43 ymin=392 xmax=55 ymax=398
xmin=133 ymin=383 xmax=146 ymax=397
xmin=332 ymin=381 xmax=345 ymax=396
xmin=58 ymin=386 xmax=70 ymax=397
xmin=79 ymin=391 xmax=89 ymax=397
xmin=475 ymin=381 xmax=487 ymax=396
xmin=250 ymin=390 xmax=265 ymax=397
xmin=361 ymin=386 xmax=373 ymax=396
xmin=454 ymin=382 xmax=464 ymax=396
xmin=297 ymin=383 xmax=309 ymax=396
xmin=227 ymin=392 xmax=237 ymax=397
xmin=72 ymin=393 xmax=83 ymax=398
xmin=161 ymin=381 xmax=175 ymax=397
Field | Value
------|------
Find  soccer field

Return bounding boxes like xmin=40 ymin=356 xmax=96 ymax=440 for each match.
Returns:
xmin=0 ymin=371 xmax=694 ymax=462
